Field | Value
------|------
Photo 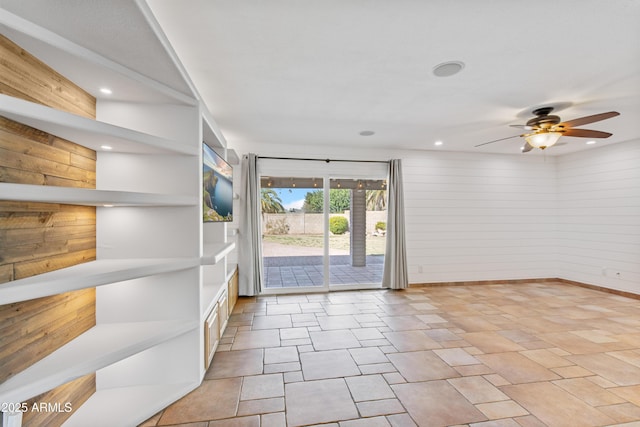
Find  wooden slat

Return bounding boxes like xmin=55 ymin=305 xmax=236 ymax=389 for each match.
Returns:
xmin=0 ymin=35 xmax=96 ymax=118
xmin=45 ymin=174 xmax=96 ymax=188
xmin=0 ymin=116 xmax=50 ymax=144
xmin=0 ymin=211 xmax=55 ymax=230
xmin=13 ymin=249 xmax=96 ymax=280
xmin=70 ymin=152 xmax=97 ymax=172
xmin=0 ymin=288 xmax=96 ymax=382
xmin=0 ymin=146 xmax=96 ymax=185
xmin=22 ymin=374 xmax=96 ymax=427
xmin=51 ymin=136 xmax=96 ymax=162
xmin=0 ymin=264 xmax=13 ymax=282
xmin=0 ymin=241 xmax=67 ymax=265
xmin=0 ymin=290 xmax=95 ymax=360
xmin=0 ymin=166 xmax=45 ymax=185
xmin=0 ymin=201 xmax=63 ymax=213
xmin=67 ymin=237 xmax=97 ymax=253
xmin=0 ymin=127 xmax=72 ymax=165
xmin=0 ymin=238 xmax=96 ymax=265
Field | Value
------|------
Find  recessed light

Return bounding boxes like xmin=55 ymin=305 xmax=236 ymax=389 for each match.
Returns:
xmin=103 ymin=204 xmax=114 ymax=208
xmin=359 ymin=130 xmax=375 ymax=136
xmin=586 ymin=140 xmax=597 ymax=145
xmin=434 ymin=141 xmax=443 ymax=146
xmin=433 ymin=61 xmax=465 ymax=77
xmin=101 ymin=145 xmax=113 ymax=150
xmin=100 ymin=87 xmax=112 ymax=95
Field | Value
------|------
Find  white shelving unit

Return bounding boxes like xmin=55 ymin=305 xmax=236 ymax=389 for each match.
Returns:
xmin=0 ymin=94 xmax=197 ymax=155
xmin=0 ymin=258 xmax=200 ymax=305
xmin=202 ymin=242 xmax=236 ymax=265
xmin=63 ymin=383 xmax=198 ymax=427
xmin=0 ymin=182 xmax=195 ymax=207
xmin=199 ymin=109 xmax=238 ymax=373
xmin=0 ymin=4 xmax=238 ymax=426
xmin=0 ymin=320 xmax=196 ymax=404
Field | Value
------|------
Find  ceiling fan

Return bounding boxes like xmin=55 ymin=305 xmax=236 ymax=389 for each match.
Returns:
xmin=476 ymin=107 xmax=620 ymax=152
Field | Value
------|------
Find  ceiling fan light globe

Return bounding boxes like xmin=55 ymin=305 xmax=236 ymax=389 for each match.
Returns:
xmin=524 ymin=132 xmax=562 ymax=149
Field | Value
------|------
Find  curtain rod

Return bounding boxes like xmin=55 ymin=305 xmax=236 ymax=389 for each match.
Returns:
xmin=257 ymin=155 xmax=389 ymax=164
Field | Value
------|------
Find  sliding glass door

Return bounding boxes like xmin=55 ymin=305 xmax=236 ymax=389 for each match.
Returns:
xmin=260 ymin=176 xmax=326 ymax=291
xmin=258 ymin=158 xmax=388 ymax=293
xmin=328 ymin=178 xmax=387 ymax=289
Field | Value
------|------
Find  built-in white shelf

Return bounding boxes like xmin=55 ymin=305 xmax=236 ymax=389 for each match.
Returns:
xmin=62 ymin=382 xmax=199 ymax=427
xmin=0 ymin=320 xmax=197 ymax=404
xmin=0 ymin=5 xmax=239 ymax=425
xmin=201 ymin=242 xmax=236 ymax=265
xmin=0 ymin=258 xmax=200 ymax=305
xmin=0 ymin=182 xmax=196 ymax=207
xmin=0 ymin=95 xmax=198 ymax=155
xmin=201 ymin=278 xmax=227 ymax=320
xmin=201 ymin=263 xmax=238 ymax=320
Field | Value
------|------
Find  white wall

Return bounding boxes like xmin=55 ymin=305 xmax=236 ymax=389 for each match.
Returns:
xmin=234 ymin=140 xmax=640 ymax=293
xmin=404 ymin=151 xmax=558 ymax=283
xmin=234 ymin=142 xmax=559 ymax=285
xmin=556 ymin=140 xmax=640 ymax=294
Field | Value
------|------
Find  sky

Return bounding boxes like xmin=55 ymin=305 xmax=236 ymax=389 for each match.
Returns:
xmin=274 ymin=188 xmax=316 ymax=211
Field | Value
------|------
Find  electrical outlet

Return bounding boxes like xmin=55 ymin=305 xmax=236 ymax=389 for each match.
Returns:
xmin=418 ymin=265 xmax=424 ymax=273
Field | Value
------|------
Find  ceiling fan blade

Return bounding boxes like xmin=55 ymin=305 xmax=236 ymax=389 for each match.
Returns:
xmin=475 ymin=134 xmax=521 ymax=147
xmin=561 ymin=128 xmax=613 ymax=138
xmin=559 ymin=111 xmax=619 ymax=128
xmin=522 ymin=141 xmax=534 ymax=153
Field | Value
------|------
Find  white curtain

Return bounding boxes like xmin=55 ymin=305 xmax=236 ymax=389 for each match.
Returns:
xmin=382 ymin=159 xmax=409 ymax=289
xmin=238 ymin=153 xmax=262 ymax=296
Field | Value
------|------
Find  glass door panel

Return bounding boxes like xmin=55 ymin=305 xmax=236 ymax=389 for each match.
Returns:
xmin=328 ymin=178 xmax=387 ymax=288
xmin=260 ymin=176 xmax=326 ymax=290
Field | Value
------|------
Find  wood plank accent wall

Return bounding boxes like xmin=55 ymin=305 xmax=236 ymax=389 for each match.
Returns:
xmin=0 ymin=34 xmax=97 ymax=426
xmin=0 ymin=35 xmax=95 ymax=119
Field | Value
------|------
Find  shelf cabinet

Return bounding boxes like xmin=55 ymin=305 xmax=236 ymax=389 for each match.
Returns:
xmin=0 ymin=5 xmax=237 ymax=426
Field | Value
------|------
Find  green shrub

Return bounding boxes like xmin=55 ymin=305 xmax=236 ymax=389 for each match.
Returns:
xmin=375 ymin=221 xmax=386 ymax=231
xmin=329 ymin=216 xmax=349 ymax=235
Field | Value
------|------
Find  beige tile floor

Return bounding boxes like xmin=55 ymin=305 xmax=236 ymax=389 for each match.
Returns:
xmin=141 ymin=281 xmax=640 ymax=427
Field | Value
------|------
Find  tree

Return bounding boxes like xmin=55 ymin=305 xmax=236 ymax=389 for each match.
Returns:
xmin=303 ymin=190 xmax=323 ymax=213
xmin=366 ymin=189 xmax=387 ymax=211
xmin=329 ymin=189 xmax=351 ymax=213
xmin=303 ymin=189 xmax=351 ymax=213
xmin=261 ymin=188 xmax=285 ymax=213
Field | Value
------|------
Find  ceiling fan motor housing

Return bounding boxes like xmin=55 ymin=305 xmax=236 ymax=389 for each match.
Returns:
xmin=527 ymin=107 xmax=561 ymax=129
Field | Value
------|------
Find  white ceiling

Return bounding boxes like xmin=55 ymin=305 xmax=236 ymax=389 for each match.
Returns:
xmin=3 ymin=0 xmax=640 ymax=156
xmin=146 ymin=0 xmax=640 ymax=156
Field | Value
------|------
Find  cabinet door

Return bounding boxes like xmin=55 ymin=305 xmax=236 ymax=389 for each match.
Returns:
xmin=228 ymin=269 xmax=239 ymax=313
xmin=204 ymin=304 xmax=219 ymax=370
